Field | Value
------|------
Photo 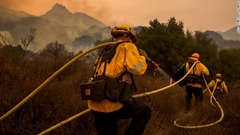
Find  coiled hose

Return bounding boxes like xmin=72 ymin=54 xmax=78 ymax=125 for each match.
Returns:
xmin=173 ymin=75 xmax=224 ymax=128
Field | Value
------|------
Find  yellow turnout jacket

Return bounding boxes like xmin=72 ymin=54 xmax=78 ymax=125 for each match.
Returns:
xmin=185 ymin=57 xmax=209 ymax=88
xmin=87 ymin=40 xmax=147 ymax=112
xmin=208 ymin=78 xmax=228 ymax=95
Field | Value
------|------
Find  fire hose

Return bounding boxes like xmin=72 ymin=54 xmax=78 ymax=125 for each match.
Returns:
xmin=173 ymin=75 xmax=224 ymax=128
xmin=37 ymin=60 xmax=199 ymax=135
xmin=0 ymin=41 xmax=224 ymax=134
xmin=0 ymin=41 xmax=124 ymax=121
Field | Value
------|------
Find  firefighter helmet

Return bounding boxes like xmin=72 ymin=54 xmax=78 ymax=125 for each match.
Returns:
xmin=216 ymin=73 xmax=222 ymax=78
xmin=191 ymin=53 xmax=200 ymax=59
xmin=111 ymin=24 xmax=137 ymax=42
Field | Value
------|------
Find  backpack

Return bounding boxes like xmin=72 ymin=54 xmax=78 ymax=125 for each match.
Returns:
xmin=173 ymin=61 xmax=203 ymax=87
xmin=185 ymin=61 xmax=204 ymax=85
xmin=173 ymin=63 xmax=186 ymax=87
xmin=215 ymin=80 xmax=223 ymax=93
xmin=80 ymin=41 xmax=136 ymax=104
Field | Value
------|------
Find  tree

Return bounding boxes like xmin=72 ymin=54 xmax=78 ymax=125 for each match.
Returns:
xmin=40 ymin=41 xmax=69 ymax=72
xmin=218 ymin=48 xmax=240 ymax=83
xmin=41 ymin=41 xmax=68 ymax=58
xmin=21 ymin=27 xmax=36 ymax=50
xmin=136 ymin=18 xmax=218 ymax=77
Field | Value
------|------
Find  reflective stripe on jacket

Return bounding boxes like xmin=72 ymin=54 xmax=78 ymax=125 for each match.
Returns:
xmin=88 ymin=40 xmax=147 ymax=112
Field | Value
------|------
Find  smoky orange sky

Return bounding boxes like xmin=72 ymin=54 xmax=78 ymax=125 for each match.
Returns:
xmin=0 ymin=0 xmax=237 ymax=32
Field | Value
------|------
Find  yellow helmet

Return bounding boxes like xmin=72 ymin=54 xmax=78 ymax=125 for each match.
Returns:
xmin=216 ymin=73 xmax=222 ymax=78
xmin=111 ymin=24 xmax=137 ymax=42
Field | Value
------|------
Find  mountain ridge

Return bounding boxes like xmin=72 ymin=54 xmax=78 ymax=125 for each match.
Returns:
xmin=205 ymin=30 xmax=240 ymax=49
xmin=219 ymin=26 xmax=240 ymax=41
xmin=0 ymin=3 xmax=108 ymax=52
xmin=0 ymin=3 xmax=239 ymax=52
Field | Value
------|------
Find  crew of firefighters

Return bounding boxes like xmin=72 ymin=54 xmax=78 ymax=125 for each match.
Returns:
xmin=86 ymin=24 xmax=229 ymax=135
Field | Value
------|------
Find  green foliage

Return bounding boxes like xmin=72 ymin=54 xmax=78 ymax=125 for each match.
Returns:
xmin=218 ymin=48 xmax=240 ymax=82
xmin=136 ymin=18 xmax=218 ymax=78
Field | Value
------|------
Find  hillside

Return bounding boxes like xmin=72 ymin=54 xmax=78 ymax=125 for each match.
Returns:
xmin=0 ymin=5 xmax=33 ymax=26
xmin=41 ymin=3 xmax=105 ymax=29
xmin=220 ymin=26 xmax=240 ymax=41
xmin=205 ymin=30 xmax=240 ymax=49
xmin=0 ymin=3 xmax=107 ymax=52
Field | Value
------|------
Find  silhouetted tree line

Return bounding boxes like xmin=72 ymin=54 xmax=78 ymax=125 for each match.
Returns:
xmin=136 ymin=17 xmax=240 ymax=86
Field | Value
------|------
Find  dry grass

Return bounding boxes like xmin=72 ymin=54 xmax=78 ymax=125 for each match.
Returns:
xmin=1 ymin=56 xmax=240 ymax=135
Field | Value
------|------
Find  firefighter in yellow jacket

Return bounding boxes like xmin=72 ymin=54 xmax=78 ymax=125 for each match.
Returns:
xmin=184 ymin=53 xmax=209 ymax=111
xmin=208 ymin=73 xmax=228 ymax=99
xmin=87 ymin=24 xmax=151 ymax=135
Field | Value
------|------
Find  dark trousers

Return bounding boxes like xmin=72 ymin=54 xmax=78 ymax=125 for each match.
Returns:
xmin=185 ymin=86 xmax=203 ymax=111
xmin=91 ymin=99 xmax=151 ymax=135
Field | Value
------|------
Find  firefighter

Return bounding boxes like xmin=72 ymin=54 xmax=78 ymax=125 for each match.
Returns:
xmin=208 ymin=73 xmax=228 ymax=99
xmin=87 ymin=24 xmax=151 ymax=135
xmin=184 ymin=53 xmax=209 ymax=111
